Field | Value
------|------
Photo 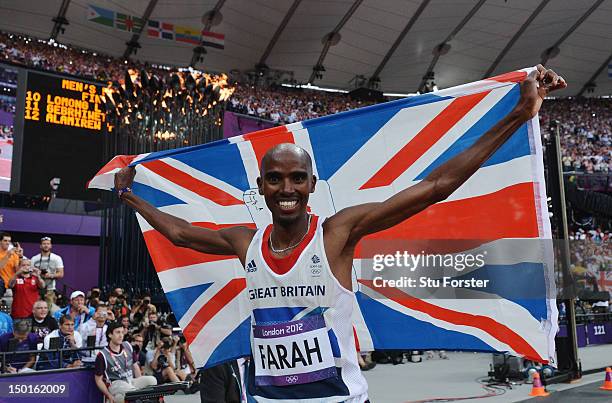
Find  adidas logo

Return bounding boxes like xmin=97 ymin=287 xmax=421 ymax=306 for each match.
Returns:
xmin=246 ymin=259 xmax=258 ymax=273
xmin=311 ymin=255 xmax=321 ymax=264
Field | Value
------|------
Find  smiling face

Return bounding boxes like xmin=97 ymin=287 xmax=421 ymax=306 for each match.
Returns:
xmin=257 ymin=144 xmax=316 ymax=225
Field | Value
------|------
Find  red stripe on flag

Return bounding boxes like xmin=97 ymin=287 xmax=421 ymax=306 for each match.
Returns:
xmin=147 ymin=29 xmax=160 ymax=38
xmin=359 ymin=280 xmax=545 ymax=362
xmin=243 ymin=126 xmax=295 ymax=169
xmin=183 ymin=278 xmax=246 ymax=344
xmin=355 ymin=182 xmax=539 ymax=257
xmin=201 ymin=31 xmax=224 ymax=40
xmin=360 ymin=91 xmax=490 ymax=190
xmin=142 ymin=222 xmax=256 ymax=272
xmin=488 ymin=71 xmax=527 ymax=83
xmin=94 ymin=155 xmax=137 ymax=176
xmin=142 ymin=160 xmax=244 ymax=206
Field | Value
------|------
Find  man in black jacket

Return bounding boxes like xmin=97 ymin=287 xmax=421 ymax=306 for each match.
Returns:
xmin=200 ymin=359 xmax=253 ymax=403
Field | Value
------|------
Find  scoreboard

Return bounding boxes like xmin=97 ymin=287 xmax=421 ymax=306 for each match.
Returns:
xmin=16 ymin=70 xmax=109 ymax=201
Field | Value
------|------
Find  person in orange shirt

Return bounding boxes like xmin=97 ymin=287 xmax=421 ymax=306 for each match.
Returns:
xmin=0 ymin=232 xmax=22 ymax=288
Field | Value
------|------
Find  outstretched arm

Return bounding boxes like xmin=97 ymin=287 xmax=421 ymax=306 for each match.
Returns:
xmin=331 ymin=65 xmax=566 ymax=247
xmin=115 ymin=168 xmax=254 ymax=261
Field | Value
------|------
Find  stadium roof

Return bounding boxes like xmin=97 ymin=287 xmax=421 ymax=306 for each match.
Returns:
xmin=1 ymin=0 xmax=611 ymax=96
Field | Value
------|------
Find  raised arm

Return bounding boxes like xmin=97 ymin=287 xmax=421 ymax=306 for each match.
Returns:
xmin=332 ymin=65 xmax=566 ymax=246
xmin=115 ymin=167 xmax=255 ymax=261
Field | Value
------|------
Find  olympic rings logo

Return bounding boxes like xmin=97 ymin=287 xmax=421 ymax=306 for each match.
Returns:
xmin=311 ymin=268 xmax=321 ymax=275
xmin=285 ymin=375 xmax=299 ymax=384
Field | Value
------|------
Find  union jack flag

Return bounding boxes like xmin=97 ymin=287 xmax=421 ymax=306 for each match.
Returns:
xmin=89 ymin=67 xmax=558 ymax=368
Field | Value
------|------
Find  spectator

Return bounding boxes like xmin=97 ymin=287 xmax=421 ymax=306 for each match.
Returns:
xmin=30 ymin=236 xmax=64 ymax=295
xmin=53 ymin=290 xmax=94 ymax=331
xmin=0 ymin=232 xmax=21 ymax=293
xmin=39 ymin=315 xmax=82 ymax=370
xmin=109 ymin=290 xmax=129 ymax=318
xmin=119 ymin=315 xmax=131 ymax=335
xmin=176 ymin=336 xmax=196 ymax=381
xmin=150 ymin=336 xmax=181 ymax=384
xmin=79 ymin=303 xmax=114 ymax=365
xmin=28 ymin=300 xmax=58 ymax=343
xmin=8 ymin=259 xmax=44 ymax=319
xmin=94 ymin=322 xmax=157 ymax=403
xmin=0 ymin=319 xmax=38 ymax=373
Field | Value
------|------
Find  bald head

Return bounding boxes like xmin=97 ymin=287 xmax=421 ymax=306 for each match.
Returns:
xmin=260 ymin=143 xmax=313 ymax=175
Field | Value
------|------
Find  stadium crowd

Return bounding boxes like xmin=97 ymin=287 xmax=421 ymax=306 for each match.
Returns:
xmin=0 ymin=232 xmax=198 ymax=401
xmin=1 ymin=29 xmax=611 ymax=172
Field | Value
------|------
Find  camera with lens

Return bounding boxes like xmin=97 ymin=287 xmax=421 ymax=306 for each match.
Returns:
xmin=157 ymin=353 xmax=169 ymax=369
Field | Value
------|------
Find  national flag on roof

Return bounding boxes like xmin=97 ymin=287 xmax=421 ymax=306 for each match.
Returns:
xmin=201 ymin=31 xmax=225 ymax=49
xmin=86 ymin=4 xmax=114 ymax=28
xmin=147 ymin=20 xmax=161 ymax=38
xmin=115 ymin=13 xmax=144 ymax=33
xmin=89 ymin=67 xmax=558 ymax=369
xmin=175 ymin=25 xmax=201 ymax=45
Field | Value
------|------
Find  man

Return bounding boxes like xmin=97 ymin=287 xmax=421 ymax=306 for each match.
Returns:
xmin=115 ymin=66 xmax=566 ymax=402
xmin=28 ymin=300 xmax=58 ymax=343
xmin=0 ymin=233 xmax=22 ymax=306
xmin=30 ymin=237 xmax=64 ymax=294
xmin=94 ymin=322 xmax=157 ymax=403
xmin=40 ymin=315 xmax=82 ymax=370
xmin=200 ymin=359 xmax=253 ymax=403
xmin=109 ymin=290 xmax=129 ymax=318
xmin=130 ymin=333 xmax=147 ymax=371
xmin=150 ymin=336 xmax=181 ymax=384
xmin=0 ymin=319 xmax=38 ymax=373
xmin=54 ymin=290 xmax=95 ymax=331
xmin=139 ymin=310 xmax=172 ymax=363
xmin=79 ymin=303 xmax=115 ymax=365
xmin=9 ymin=259 xmax=45 ymax=319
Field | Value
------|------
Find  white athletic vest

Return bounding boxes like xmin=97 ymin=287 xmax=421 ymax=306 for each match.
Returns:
xmin=244 ymin=216 xmax=368 ymax=403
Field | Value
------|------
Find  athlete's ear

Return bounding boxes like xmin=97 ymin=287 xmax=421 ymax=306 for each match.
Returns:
xmin=256 ymin=177 xmax=263 ymax=195
xmin=310 ymin=175 xmax=317 ymax=193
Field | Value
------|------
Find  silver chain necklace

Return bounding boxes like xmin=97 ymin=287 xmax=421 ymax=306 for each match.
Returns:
xmin=269 ymin=215 xmax=312 ymax=254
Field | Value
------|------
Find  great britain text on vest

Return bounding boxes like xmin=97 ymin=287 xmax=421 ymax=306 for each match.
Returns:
xmin=248 ymin=285 xmax=326 ymax=300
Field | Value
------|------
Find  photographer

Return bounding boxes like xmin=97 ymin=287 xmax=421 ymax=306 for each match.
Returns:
xmin=140 ymin=311 xmax=172 ymax=363
xmin=130 ymin=333 xmax=147 ymax=372
xmin=30 ymin=237 xmax=64 ymax=295
xmin=108 ymin=290 xmax=129 ymax=318
xmin=8 ymin=259 xmax=45 ymax=319
xmin=79 ymin=303 xmax=115 ymax=365
xmin=150 ymin=336 xmax=180 ymax=384
xmin=176 ymin=335 xmax=196 ymax=382
xmin=129 ymin=294 xmax=156 ymax=326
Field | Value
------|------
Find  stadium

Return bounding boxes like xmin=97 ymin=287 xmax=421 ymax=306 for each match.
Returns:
xmin=0 ymin=0 xmax=610 ymax=402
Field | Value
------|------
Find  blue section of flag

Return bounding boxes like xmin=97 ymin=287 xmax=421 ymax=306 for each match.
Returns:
xmin=306 ymin=93 xmax=450 ymax=180
xmin=89 ymin=5 xmax=114 ymax=21
xmin=132 ymin=139 xmax=250 ymax=192
xmin=206 ymin=317 xmax=252 ymax=368
xmin=131 ymin=182 xmax=185 ymax=207
xmin=415 ymin=86 xmax=529 ymax=180
xmin=357 ymin=292 xmax=495 ymax=351
xmin=166 ymin=282 xmax=213 ymax=321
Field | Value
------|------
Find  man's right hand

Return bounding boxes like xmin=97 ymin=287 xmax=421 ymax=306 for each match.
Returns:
xmin=114 ymin=167 xmax=136 ymax=191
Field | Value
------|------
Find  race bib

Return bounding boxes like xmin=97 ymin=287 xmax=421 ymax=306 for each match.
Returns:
xmin=253 ymin=315 xmax=337 ymax=386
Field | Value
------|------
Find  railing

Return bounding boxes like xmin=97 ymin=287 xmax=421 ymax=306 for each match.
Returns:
xmin=0 ymin=345 xmax=102 ymax=374
xmin=558 ymin=312 xmax=612 ymax=325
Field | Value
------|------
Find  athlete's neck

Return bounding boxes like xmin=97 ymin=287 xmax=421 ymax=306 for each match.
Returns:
xmin=109 ymin=341 xmax=121 ymax=352
xmin=271 ymin=213 xmax=310 ymax=250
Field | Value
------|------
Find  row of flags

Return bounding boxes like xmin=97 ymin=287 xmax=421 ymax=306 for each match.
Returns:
xmin=87 ymin=4 xmax=225 ymax=49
